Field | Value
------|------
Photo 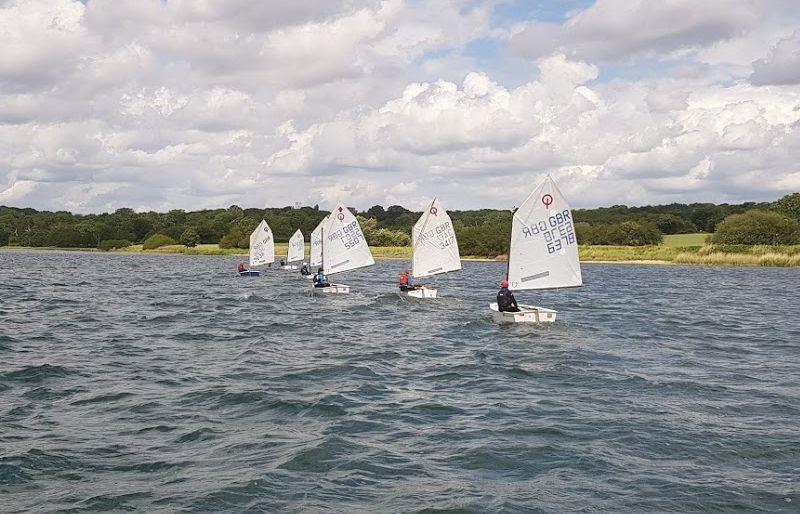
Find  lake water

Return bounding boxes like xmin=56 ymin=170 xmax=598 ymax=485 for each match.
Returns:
xmin=1 ymin=250 xmax=798 ymax=512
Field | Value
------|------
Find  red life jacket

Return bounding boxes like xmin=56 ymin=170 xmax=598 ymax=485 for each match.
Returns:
xmin=399 ymin=274 xmax=408 ymax=286
xmin=237 ymin=263 xmax=245 ymax=272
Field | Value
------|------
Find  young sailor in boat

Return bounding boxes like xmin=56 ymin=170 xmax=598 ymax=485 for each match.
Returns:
xmin=280 ymin=259 xmax=286 ymax=266
xmin=497 ymin=280 xmax=520 ymax=312
xmin=237 ymin=262 xmax=246 ymax=273
xmin=300 ymin=262 xmax=310 ymax=275
xmin=398 ymin=270 xmax=420 ymax=291
xmin=314 ymin=267 xmax=331 ymax=288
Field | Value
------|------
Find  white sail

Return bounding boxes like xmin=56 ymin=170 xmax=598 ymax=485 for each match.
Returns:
xmin=287 ymin=229 xmax=305 ymax=263
xmin=412 ymin=198 xmax=461 ymax=278
xmin=322 ymin=204 xmax=374 ymax=275
xmin=310 ymin=217 xmax=325 ymax=268
xmin=507 ymin=176 xmax=582 ymax=290
xmin=249 ymin=219 xmax=274 ymax=267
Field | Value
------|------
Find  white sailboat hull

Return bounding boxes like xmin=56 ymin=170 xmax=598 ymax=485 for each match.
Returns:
xmin=281 ymin=265 xmax=298 ymax=270
xmin=489 ymin=303 xmax=557 ymax=323
xmin=312 ymin=283 xmax=350 ymax=294
xmin=403 ymin=287 xmax=437 ymax=298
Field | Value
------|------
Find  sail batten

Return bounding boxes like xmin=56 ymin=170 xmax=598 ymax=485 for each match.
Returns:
xmin=249 ymin=220 xmax=274 ymax=267
xmin=507 ymin=176 xmax=582 ymax=291
xmin=412 ymin=198 xmax=461 ymax=278
xmin=287 ymin=229 xmax=305 ymax=263
xmin=321 ymin=204 xmax=374 ymax=275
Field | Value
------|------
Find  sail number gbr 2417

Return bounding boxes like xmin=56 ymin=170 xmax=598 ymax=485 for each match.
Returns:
xmin=521 ymin=209 xmax=576 ymax=254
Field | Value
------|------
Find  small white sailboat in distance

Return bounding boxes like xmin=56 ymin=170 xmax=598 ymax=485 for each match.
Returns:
xmin=243 ymin=220 xmax=275 ymax=276
xmin=490 ymin=175 xmax=582 ymax=323
xmin=405 ymin=197 xmax=461 ymax=298
xmin=314 ymin=204 xmax=374 ymax=294
xmin=284 ymin=229 xmax=304 ymax=270
xmin=308 ymin=217 xmax=326 ymax=279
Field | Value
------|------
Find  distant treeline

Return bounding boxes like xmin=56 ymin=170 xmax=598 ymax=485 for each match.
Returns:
xmin=2 ymin=193 xmax=798 ymax=256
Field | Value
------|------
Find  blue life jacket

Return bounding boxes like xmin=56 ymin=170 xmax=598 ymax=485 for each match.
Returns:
xmin=315 ymin=273 xmax=327 ymax=284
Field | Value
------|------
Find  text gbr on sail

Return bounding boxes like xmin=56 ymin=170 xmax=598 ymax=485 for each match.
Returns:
xmin=328 ymin=220 xmax=364 ymax=249
xmin=418 ymin=221 xmax=456 ymax=249
xmin=521 ymin=209 xmax=576 ymax=254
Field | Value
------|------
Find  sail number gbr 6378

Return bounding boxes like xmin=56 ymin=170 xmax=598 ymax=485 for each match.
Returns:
xmin=521 ymin=209 xmax=576 ymax=254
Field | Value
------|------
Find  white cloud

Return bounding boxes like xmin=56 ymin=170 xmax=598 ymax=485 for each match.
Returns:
xmin=508 ymin=0 xmax=775 ymax=62
xmin=751 ymin=30 xmax=800 ymax=85
xmin=0 ymin=0 xmax=90 ymax=87
xmin=0 ymin=0 xmax=798 ymax=213
xmin=262 ymin=56 xmax=800 ymax=207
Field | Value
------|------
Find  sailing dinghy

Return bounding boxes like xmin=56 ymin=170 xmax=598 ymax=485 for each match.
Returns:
xmin=308 ymin=217 xmax=325 ymax=279
xmin=242 ymin=220 xmax=275 ymax=276
xmin=406 ymin=198 xmax=461 ymax=298
xmin=490 ymin=176 xmax=582 ymax=322
xmin=283 ymin=229 xmax=304 ymax=270
xmin=314 ymin=204 xmax=374 ymax=294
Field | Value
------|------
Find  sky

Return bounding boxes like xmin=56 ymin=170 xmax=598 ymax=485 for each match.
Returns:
xmin=1 ymin=0 xmax=799 ymax=213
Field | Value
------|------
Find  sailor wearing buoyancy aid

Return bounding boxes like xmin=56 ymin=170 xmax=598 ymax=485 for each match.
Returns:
xmin=399 ymin=270 xmax=419 ymax=291
xmin=497 ymin=280 xmax=520 ymax=312
xmin=314 ymin=268 xmax=331 ymax=288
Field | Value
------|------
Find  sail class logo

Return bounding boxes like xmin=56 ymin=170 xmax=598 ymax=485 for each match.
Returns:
xmin=337 ymin=206 xmax=345 ymax=221
xmin=430 ymin=206 xmax=438 ymax=216
xmin=542 ymin=194 xmax=553 ymax=208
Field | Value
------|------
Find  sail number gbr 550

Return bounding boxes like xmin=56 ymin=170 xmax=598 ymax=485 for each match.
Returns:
xmin=521 ymin=209 xmax=576 ymax=254
xmin=328 ymin=220 xmax=365 ymax=249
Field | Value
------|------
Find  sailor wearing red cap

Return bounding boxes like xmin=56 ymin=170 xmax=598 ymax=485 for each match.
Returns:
xmin=497 ymin=279 xmax=519 ymax=312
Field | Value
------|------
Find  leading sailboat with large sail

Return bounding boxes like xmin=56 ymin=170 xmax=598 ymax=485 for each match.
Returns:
xmin=243 ymin=219 xmax=274 ymax=276
xmin=490 ymin=176 xmax=582 ymax=322
xmin=405 ymin=197 xmax=461 ymax=298
xmin=314 ymin=204 xmax=374 ymax=294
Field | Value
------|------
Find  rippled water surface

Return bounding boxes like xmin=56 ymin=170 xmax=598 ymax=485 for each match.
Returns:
xmin=1 ymin=250 xmax=799 ymax=512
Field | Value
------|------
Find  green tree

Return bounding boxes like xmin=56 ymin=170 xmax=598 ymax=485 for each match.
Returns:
xmin=711 ymin=210 xmax=800 ymax=245
xmin=143 ymin=233 xmax=177 ymax=249
xmin=653 ymin=214 xmax=697 ymax=234
xmin=219 ymin=217 xmax=258 ymax=249
xmin=98 ymin=239 xmax=132 ymax=251
xmin=691 ymin=204 xmax=724 ymax=232
xmin=357 ymin=216 xmax=411 ymax=246
xmin=179 ymin=227 xmax=201 ymax=247
xmin=773 ymin=193 xmax=800 ymax=221
xmin=574 ymin=220 xmax=661 ymax=245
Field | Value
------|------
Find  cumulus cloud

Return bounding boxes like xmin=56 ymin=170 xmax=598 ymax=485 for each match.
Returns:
xmin=509 ymin=0 xmax=766 ymax=62
xmin=0 ymin=0 xmax=798 ymax=212
xmin=751 ymin=31 xmax=800 ymax=85
xmin=261 ymin=60 xmax=800 ymax=207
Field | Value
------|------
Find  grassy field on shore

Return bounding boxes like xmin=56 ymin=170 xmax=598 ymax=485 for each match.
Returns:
xmin=663 ymin=233 xmax=709 ymax=247
xmin=4 ymin=238 xmax=800 ymax=266
xmin=100 ymin=239 xmax=800 ymax=266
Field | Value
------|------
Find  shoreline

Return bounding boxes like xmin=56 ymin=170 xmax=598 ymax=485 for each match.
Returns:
xmin=3 ymin=245 xmax=797 ymax=267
